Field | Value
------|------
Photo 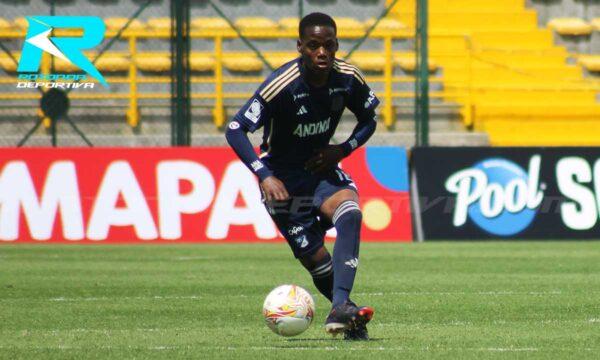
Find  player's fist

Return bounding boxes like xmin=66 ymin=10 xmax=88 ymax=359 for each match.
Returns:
xmin=260 ymin=176 xmax=290 ymax=202
xmin=305 ymin=145 xmax=345 ymax=175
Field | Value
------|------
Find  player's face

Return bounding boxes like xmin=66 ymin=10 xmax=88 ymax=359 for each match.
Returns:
xmin=297 ymin=25 xmax=338 ymax=74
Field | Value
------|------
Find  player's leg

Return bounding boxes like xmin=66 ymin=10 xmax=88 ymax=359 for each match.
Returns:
xmin=298 ymin=246 xmax=333 ymax=302
xmin=314 ymin=170 xmax=373 ymax=337
xmin=320 ymin=189 xmax=362 ymax=307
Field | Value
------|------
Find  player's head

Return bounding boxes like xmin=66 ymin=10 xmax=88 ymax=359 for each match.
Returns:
xmin=297 ymin=13 xmax=338 ymax=75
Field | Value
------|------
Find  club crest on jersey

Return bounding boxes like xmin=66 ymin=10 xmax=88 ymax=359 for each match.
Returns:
xmin=244 ymin=98 xmax=263 ymax=123
xmin=293 ymin=118 xmax=330 ymax=138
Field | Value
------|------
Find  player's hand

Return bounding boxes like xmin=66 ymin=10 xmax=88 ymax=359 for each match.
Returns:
xmin=260 ymin=176 xmax=290 ymax=202
xmin=304 ymin=145 xmax=345 ymax=175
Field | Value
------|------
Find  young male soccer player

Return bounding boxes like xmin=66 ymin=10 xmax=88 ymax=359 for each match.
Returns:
xmin=225 ymin=12 xmax=378 ymax=340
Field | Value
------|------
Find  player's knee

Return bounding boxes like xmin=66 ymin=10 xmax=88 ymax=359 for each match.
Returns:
xmin=332 ymin=200 xmax=361 ymax=226
xmin=305 ymin=251 xmax=333 ymax=278
xmin=299 ymin=247 xmax=330 ymax=272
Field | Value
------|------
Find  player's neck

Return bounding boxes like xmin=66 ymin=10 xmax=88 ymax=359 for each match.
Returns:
xmin=303 ymin=65 xmax=329 ymax=88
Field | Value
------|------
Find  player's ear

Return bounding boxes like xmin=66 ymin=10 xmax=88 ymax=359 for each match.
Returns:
xmin=297 ymin=39 xmax=302 ymax=53
xmin=334 ymin=39 xmax=339 ymax=52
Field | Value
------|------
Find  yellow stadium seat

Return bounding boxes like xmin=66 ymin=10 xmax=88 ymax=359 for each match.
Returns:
xmin=347 ymin=53 xmax=385 ymax=72
xmin=335 ymin=17 xmax=365 ymax=35
xmin=234 ymin=17 xmax=278 ymax=32
xmin=592 ymin=18 xmax=600 ymax=31
xmin=0 ymin=17 xmax=12 ymax=31
xmin=547 ymin=18 xmax=592 ymax=36
xmin=95 ymin=55 xmax=130 ymax=72
xmin=279 ymin=17 xmax=299 ymax=31
xmin=104 ymin=17 xmax=146 ymax=32
xmin=190 ymin=54 xmax=215 ymax=72
xmin=577 ymin=55 xmax=600 ymax=72
xmin=264 ymin=52 xmax=298 ymax=69
xmin=394 ymin=53 xmax=438 ymax=72
xmin=192 ymin=17 xmax=231 ymax=31
xmin=0 ymin=54 xmax=18 ymax=72
xmin=147 ymin=17 xmax=170 ymax=32
xmin=135 ymin=55 xmax=170 ymax=72
xmin=13 ymin=17 xmax=29 ymax=30
xmin=223 ymin=56 xmax=263 ymax=72
xmin=364 ymin=18 xmax=407 ymax=31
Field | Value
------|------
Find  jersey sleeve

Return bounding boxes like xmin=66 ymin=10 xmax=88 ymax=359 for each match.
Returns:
xmin=346 ymin=75 xmax=380 ymax=118
xmin=232 ymin=93 xmax=272 ymax=133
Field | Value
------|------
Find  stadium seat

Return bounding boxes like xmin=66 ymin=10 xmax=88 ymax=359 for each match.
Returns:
xmin=394 ymin=53 xmax=438 ymax=72
xmin=278 ymin=17 xmax=299 ymax=31
xmin=592 ymin=18 xmax=600 ymax=31
xmin=0 ymin=17 xmax=12 ymax=31
xmin=146 ymin=17 xmax=170 ymax=32
xmin=234 ymin=17 xmax=278 ymax=32
xmin=547 ymin=18 xmax=592 ymax=36
xmin=577 ymin=55 xmax=600 ymax=72
xmin=95 ymin=55 xmax=130 ymax=72
xmin=347 ymin=53 xmax=385 ymax=72
xmin=104 ymin=17 xmax=146 ymax=32
xmin=364 ymin=18 xmax=407 ymax=32
xmin=334 ymin=17 xmax=365 ymax=35
xmin=190 ymin=53 xmax=215 ymax=72
xmin=191 ymin=17 xmax=231 ymax=31
xmin=0 ymin=53 xmax=18 ymax=72
xmin=135 ymin=55 xmax=170 ymax=72
xmin=222 ymin=55 xmax=263 ymax=72
xmin=264 ymin=52 xmax=298 ymax=69
xmin=12 ymin=17 xmax=28 ymax=30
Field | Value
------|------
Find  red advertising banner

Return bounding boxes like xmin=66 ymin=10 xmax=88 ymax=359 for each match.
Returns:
xmin=0 ymin=147 xmax=412 ymax=243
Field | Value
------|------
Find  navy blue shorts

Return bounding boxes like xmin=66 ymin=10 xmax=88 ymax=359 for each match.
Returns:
xmin=263 ymin=167 xmax=357 ymax=258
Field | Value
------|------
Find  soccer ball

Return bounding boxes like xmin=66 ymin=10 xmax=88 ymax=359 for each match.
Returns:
xmin=262 ymin=284 xmax=315 ymax=337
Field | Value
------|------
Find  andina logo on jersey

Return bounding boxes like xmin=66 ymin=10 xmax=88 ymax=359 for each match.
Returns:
xmin=445 ymin=155 xmax=544 ymax=236
xmin=16 ymin=16 xmax=107 ymax=89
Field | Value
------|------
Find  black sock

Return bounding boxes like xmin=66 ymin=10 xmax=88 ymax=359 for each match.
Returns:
xmin=309 ymin=252 xmax=333 ymax=302
xmin=331 ymin=200 xmax=362 ymax=307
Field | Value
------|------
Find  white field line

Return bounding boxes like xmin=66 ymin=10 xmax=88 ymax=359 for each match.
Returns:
xmin=48 ymin=295 xmax=202 ymax=302
xmin=354 ymin=290 xmax=563 ymax=296
xmin=173 ymin=256 xmax=217 ymax=261
xmin=589 ymin=318 xmax=600 ymax=323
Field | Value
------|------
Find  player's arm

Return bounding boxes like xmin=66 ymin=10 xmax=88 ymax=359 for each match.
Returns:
xmin=305 ymin=77 xmax=379 ymax=174
xmin=225 ymin=96 xmax=289 ymax=201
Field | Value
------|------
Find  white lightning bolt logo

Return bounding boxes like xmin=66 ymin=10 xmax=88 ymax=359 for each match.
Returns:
xmin=26 ymin=28 xmax=70 ymax=63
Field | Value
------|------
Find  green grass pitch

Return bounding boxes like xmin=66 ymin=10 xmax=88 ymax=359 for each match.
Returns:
xmin=1 ymin=242 xmax=599 ymax=359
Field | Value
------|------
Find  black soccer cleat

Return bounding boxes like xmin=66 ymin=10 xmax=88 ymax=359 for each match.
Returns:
xmin=324 ymin=301 xmax=374 ymax=336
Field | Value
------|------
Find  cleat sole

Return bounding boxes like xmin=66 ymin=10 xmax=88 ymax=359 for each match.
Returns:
xmin=325 ymin=322 xmax=348 ymax=335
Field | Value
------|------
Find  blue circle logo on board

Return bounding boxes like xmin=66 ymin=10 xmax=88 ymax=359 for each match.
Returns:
xmin=445 ymin=156 xmax=545 ymax=236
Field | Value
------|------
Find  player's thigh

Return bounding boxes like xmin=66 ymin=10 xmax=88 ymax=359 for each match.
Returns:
xmin=267 ymin=203 xmax=325 ymax=259
xmin=314 ymin=167 xmax=359 ymax=221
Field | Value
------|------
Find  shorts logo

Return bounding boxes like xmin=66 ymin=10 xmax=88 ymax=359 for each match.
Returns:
xmin=244 ymin=98 xmax=263 ymax=123
xmin=295 ymin=235 xmax=308 ymax=248
xmin=288 ymin=226 xmax=303 ymax=236
xmin=345 ymin=258 xmax=358 ymax=268
xmin=228 ymin=121 xmax=240 ymax=130
xmin=18 ymin=16 xmax=107 ymax=87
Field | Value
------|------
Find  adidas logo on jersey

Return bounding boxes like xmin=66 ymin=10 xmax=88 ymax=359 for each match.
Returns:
xmin=296 ymin=105 xmax=308 ymax=116
xmin=293 ymin=118 xmax=330 ymax=138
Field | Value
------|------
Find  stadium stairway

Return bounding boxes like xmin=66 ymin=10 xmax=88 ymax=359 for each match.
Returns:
xmin=388 ymin=0 xmax=600 ymax=146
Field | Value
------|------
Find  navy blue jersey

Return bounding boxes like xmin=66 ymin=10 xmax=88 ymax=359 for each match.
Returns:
xmin=232 ymin=57 xmax=380 ymax=169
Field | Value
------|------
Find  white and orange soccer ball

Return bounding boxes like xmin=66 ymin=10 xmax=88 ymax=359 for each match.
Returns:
xmin=262 ymin=284 xmax=315 ymax=337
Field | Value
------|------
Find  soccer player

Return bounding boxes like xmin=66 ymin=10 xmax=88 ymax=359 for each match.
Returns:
xmin=225 ymin=12 xmax=378 ymax=340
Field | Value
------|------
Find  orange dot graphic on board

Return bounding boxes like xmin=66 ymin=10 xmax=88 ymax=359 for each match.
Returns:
xmin=362 ymin=199 xmax=392 ymax=231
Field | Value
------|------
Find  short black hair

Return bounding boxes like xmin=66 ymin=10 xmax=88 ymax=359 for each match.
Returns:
xmin=299 ymin=12 xmax=337 ymax=38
